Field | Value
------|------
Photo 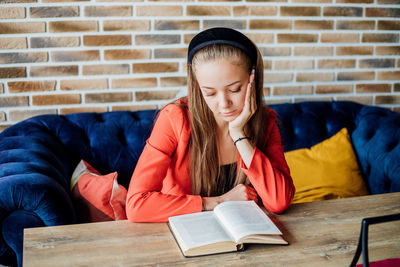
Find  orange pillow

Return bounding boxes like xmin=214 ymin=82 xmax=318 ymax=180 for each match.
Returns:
xmin=71 ymin=160 xmax=127 ymax=222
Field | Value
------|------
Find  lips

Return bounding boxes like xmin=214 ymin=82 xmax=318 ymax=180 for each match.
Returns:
xmin=222 ymin=110 xmax=237 ymax=116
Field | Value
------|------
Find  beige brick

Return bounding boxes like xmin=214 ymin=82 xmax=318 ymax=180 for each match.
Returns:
xmin=135 ymin=90 xmax=178 ymax=101
xmin=296 ymin=72 xmax=334 ymax=82
xmin=366 ymin=8 xmax=400 ymax=18
xmin=337 ymin=71 xmax=375 ymax=81
xmin=263 ymin=87 xmax=271 ymax=97
xmin=393 ymin=107 xmax=400 ymax=113
xmin=247 ymin=33 xmax=274 ymax=44
xmin=0 ymin=67 xmax=26 ymax=78
xmin=103 ymin=20 xmax=150 ymax=31
xmin=321 ymin=33 xmax=359 ymax=43
xmin=291 ymin=0 xmax=330 ymax=2
xmin=60 ymin=107 xmax=108 ymax=115
xmin=85 ymin=92 xmax=132 ymax=103
xmin=137 ymin=6 xmax=182 ymax=16
xmin=362 ymin=34 xmax=399 ymax=43
xmin=336 ymin=0 xmax=373 ymax=3
xmin=160 ymin=77 xmax=187 ymax=87
xmin=31 ymin=37 xmax=79 ymax=48
xmin=281 ymin=6 xmax=320 ymax=16
xmin=186 ymin=6 xmax=230 ymax=16
xmin=318 ymin=59 xmax=355 ymax=69
xmin=184 ymin=33 xmax=196 ymax=44
xmin=83 ymin=64 xmax=129 ymax=75
xmin=336 ymin=46 xmax=373 ymax=56
xmin=0 ymin=112 xmax=5 ymax=122
xmin=294 ymin=20 xmax=333 ymax=30
xmin=375 ymin=95 xmax=400 ymax=104
xmin=323 ymin=7 xmax=362 ymax=17
xmin=315 ymin=84 xmax=353 ymax=94
xmin=51 ymin=50 xmax=99 ymax=62
xmin=264 ymin=60 xmax=272 ymax=70
xmin=336 ymin=20 xmax=375 ymax=30
xmin=265 ymin=99 xmax=291 ymax=106
xmin=0 ymin=52 xmax=47 ymax=64
xmin=1 ymin=0 xmax=36 ymax=2
xmin=233 ymin=6 xmax=248 ymax=17
xmin=132 ymin=63 xmax=179 ymax=73
xmin=9 ymin=109 xmax=57 ymax=121
xmin=294 ymin=47 xmax=333 ymax=56
xmin=0 ymin=22 xmax=45 ymax=34
xmin=264 ymin=73 xmax=293 ymax=83
xmin=155 ymin=20 xmax=199 ymax=30
xmin=61 ymin=79 xmax=108 ymax=90
xmin=30 ymin=6 xmax=79 ymax=18
xmin=49 ymin=21 xmax=98 ymax=32
xmin=112 ymin=78 xmax=157 ymax=89
xmin=260 ymin=47 xmax=291 ymax=57
xmin=335 ymin=96 xmax=372 ymax=105
xmin=378 ymin=21 xmax=400 ymax=31
xmin=0 ymin=83 xmax=3 ymax=94
xmin=377 ymin=71 xmax=400 ymax=80
xmin=135 ymin=34 xmax=180 ymax=45
xmin=84 ymin=35 xmax=131 ymax=46
xmin=250 ymin=20 xmax=291 ymax=30
xmin=8 ymin=80 xmax=55 ymax=93
xmin=359 ymin=59 xmax=394 ymax=68
xmin=394 ymin=83 xmax=400 ymax=92
xmin=0 ymin=37 xmax=27 ymax=50
xmin=30 ymin=66 xmax=78 ymax=77
xmin=33 ymin=94 xmax=81 ymax=106
xmin=294 ymin=96 xmax=333 ymax=102
xmin=203 ymin=20 xmax=246 ymax=30
xmin=274 ymin=60 xmax=314 ymax=70
xmin=356 ymin=84 xmax=391 ymax=93
xmin=376 ymin=46 xmax=400 ymax=55
xmin=104 ymin=49 xmax=150 ymax=60
xmin=0 ymin=7 xmax=25 ymax=19
xmin=0 ymin=125 xmax=11 ymax=133
xmin=273 ymin=86 xmax=312 ymax=96
xmin=85 ymin=6 xmax=132 ymax=17
xmin=155 ymin=48 xmax=187 ymax=59
xmin=250 ymin=6 xmax=277 ymax=16
xmin=0 ymin=96 xmax=28 ymax=107
xmin=112 ymin=105 xmax=158 ymax=112
xmin=278 ymin=34 xmax=318 ymax=43
xmin=43 ymin=0 xmax=90 ymax=2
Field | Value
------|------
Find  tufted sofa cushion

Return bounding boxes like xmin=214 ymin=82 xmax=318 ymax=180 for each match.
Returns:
xmin=0 ymin=101 xmax=399 ymax=267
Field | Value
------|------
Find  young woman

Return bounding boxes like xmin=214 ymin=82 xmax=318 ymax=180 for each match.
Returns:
xmin=126 ymin=27 xmax=295 ymax=222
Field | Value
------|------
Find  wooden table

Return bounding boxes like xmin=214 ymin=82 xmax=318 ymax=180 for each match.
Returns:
xmin=23 ymin=192 xmax=400 ymax=267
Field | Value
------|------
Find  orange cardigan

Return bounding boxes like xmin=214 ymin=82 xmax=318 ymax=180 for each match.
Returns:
xmin=126 ymin=101 xmax=295 ymax=222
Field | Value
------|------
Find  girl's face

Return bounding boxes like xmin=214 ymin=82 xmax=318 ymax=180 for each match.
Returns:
xmin=194 ymin=59 xmax=250 ymax=125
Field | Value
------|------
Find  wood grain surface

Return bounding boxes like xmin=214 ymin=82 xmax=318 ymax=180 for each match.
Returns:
xmin=23 ymin=192 xmax=400 ymax=267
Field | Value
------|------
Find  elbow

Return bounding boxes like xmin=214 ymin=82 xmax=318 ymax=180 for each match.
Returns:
xmin=126 ymin=194 xmax=147 ymax=222
xmin=264 ymin=184 xmax=295 ymax=214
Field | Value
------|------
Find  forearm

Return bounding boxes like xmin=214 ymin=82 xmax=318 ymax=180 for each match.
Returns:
xmin=230 ymin=131 xmax=255 ymax=168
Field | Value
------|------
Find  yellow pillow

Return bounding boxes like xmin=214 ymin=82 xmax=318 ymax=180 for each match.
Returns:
xmin=285 ymin=128 xmax=369 ymax=204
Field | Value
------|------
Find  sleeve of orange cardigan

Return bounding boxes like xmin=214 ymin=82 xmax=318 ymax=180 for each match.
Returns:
xmin=126 ymin=106 xmax=203 ymax=223
xmin=240 ymin=116 xmax=295 ymax=214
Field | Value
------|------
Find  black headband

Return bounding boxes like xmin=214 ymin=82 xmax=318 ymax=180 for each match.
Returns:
xmin=188 ymin=27 xmax=257 ymax=66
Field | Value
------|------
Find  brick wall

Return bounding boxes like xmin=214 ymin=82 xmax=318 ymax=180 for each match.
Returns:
xmin=0 ymin=0 xmax=399 ymax=132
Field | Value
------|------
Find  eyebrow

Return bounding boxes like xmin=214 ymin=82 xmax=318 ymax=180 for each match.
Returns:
xmin=201 ymin=80 xmax=241 ymax=90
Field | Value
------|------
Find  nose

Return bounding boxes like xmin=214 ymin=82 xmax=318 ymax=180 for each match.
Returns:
xmin=219 ymin=92 xmax=232 ymax=109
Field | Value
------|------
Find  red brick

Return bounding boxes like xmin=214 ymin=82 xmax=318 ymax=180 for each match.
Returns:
xmin=112 ymin=78 xmax=157 ymax=89
xmin=104 ymin=49 xmax=150 ymax=60
xmin=51 ymin=50 xmax=99 ymax=62
xmin=30 ymin=66 xmax=78 ymax=77
xmin=83 ymin=64 xmax=129 ymax=75
xmin=132 ymin=63 xmax=179 ymax=73
xmin=85 ymin=6 xmax=132 ymax=17
xmin=0 ymin=22 xmax=45 ymax=34
xmin=85 ymin=92 xmax=132 ymax=103
xmin=0 ymin=52 xmax=47 ymax=64
xmin=84 ymin=35 xmax=131 ymax=46
xmin=8 ymin=80 xmax=55 ymax=93
xmin=32 ymin=94 xmax=81 ymax=106
xmin=60 ymin=79 xmax=108 ymax=90
xmin=0 ymin=67 xmax=26 ymax=78
xmin=315 ymin=84 xmax=353 ymax=94
xmin=356 ymin=84 xmax=391 ymax=93
xmin=49 ymin=21 xmax=98 ymax=32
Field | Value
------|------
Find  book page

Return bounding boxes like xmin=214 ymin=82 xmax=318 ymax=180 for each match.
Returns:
xmin=169 ymin=211 xmax=233 ymax=251
xmin=214 ymin=201 xmax=282 ymax=243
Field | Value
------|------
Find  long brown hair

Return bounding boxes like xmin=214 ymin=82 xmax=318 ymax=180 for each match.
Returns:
xmin=187 ymin=43 xmax=266 ymax=197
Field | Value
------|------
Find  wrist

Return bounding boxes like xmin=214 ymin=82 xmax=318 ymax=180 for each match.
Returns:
xmin=229 ymin=130 xmax=245 ymax=141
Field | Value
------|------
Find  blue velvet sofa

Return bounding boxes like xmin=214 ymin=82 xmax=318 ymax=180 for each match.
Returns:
xmin=1 ymin=101 xmax=399 ymax=267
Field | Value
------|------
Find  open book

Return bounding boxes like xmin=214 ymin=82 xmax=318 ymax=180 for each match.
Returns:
xmin=168 ymin=201 xmax=287 ymax=257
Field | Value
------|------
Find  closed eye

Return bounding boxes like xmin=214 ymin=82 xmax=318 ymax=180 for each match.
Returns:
xmin=230 ymin=87 xmax=241 ymax=93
